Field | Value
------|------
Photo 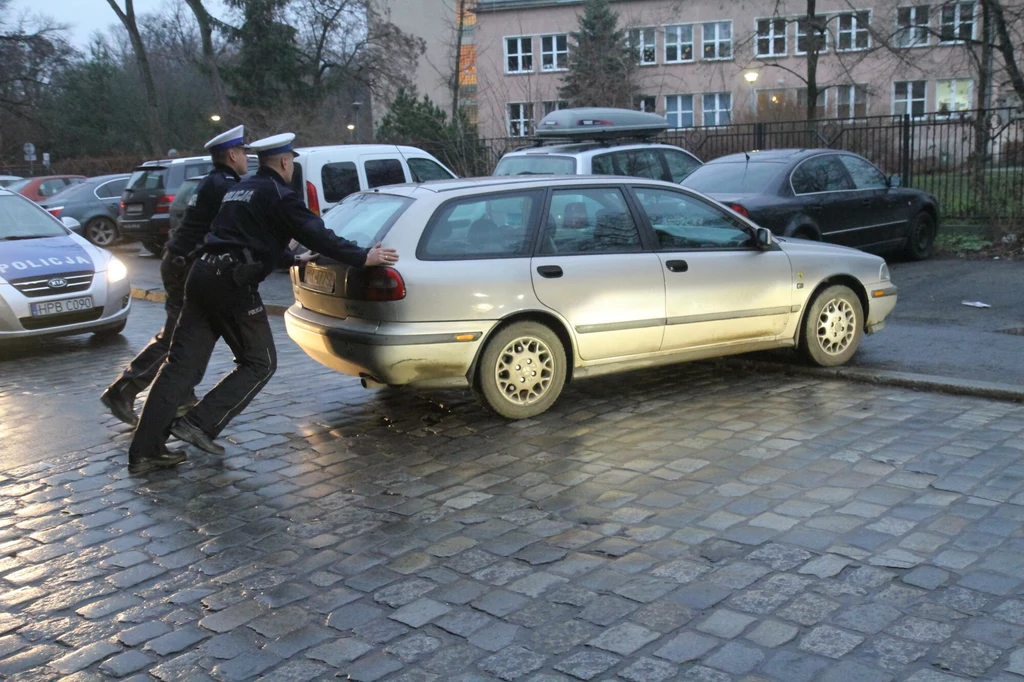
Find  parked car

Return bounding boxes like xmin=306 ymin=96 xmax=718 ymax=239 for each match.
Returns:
xmin=284 ymin=176 xmax=897 ymax=419
xmin=118 ymin=155 xmax=258 ymax=256
xmin=0 ymin=188 xmax=131 ymax=342
xmin=682 ymin=149 xmax=939 ymax=259
xmin=6 ymin=175 xmax=86 ymax=203
xmin=291 ymin=145 xmax=456 ymax=215
xmin=0 ymin=175 xmax=23 ymax=188
xmin=38 ymin=174 xmax=130 ymax=248
xmin=493 ymin=108 xmax=703 ymax=183
xmin=167 ymin=176 xmax=203 ymax=240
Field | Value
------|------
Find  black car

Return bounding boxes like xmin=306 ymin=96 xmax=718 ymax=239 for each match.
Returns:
xmin=682 ymin=149 xmax=939 ymax=259
xmin=167 ymin=175 xmax=203 ymax=239
xmin=39 ymin=174 xmax=129 ymax=247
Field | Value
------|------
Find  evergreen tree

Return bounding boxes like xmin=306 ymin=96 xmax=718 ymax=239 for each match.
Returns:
xmin=376 ymin=89 xmax=487 ymax=176
xmin=558 ymin=0 xmax=639 ymax=108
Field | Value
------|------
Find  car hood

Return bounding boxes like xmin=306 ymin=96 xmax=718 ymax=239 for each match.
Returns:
xmin=775 ymin=235 xmax=863 ymax=256
xmin=0 ymin=235 xmax=97 ymax=283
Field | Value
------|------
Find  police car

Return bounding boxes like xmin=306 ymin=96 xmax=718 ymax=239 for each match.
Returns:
xmin=0 ymin=187 xmax=131 ymax=342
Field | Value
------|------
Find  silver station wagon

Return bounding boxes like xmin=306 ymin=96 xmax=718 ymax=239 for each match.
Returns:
xmin=285 ymin=177 xmax=897 ymax=419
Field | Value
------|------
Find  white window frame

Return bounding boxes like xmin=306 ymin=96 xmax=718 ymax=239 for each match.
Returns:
xmin=837 ymin=84 xmax=869 ymax=119
xmin=701 ymin=21 xmax=733 ymax=61
xmin=507 ymin=102 xmax=534 ymax=137
xmin=542 ymin=100 xmax=566 ymax=116
xmin=629 ymin=27 xmax=657 ymax=65
xmin=540 ymin=34 xmax=568 ymax=71
xmin=935 ymin=78 xmax=973 ymax=115
xmin=893 ymin=80 xmax=927 ymax=118
xmin=896 ymin=5 xmax=930 ymax=48
xmin=666 ymin=94 xmax=695 ymax=129
xmin=504 ymin=36 xmax=533 ymax=74
xmin=702 ymin=92 xmax=732 ymax=126
xmin=940 ymin=2 xmax=975 ymax=43
xmin=755 ymin=17 xmax=788 ymax=58
xmin=664 ymin=24 xmax=695 ymax=63
xmin=796 ymin=87 xmax=829 ymax=118
xmin=837 ymin=10 xmax=872 ymax=51
xmin=795 ymin=16 xmax=830 ymax=55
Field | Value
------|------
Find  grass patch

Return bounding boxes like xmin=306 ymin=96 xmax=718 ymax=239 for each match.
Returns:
xmin=911 ymin=170 xmax=1024 ymax=223
xmin=936 ymin=232 xmax=992 ymax=253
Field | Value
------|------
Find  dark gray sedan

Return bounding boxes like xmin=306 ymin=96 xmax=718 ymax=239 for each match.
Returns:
xmin=39 ymin=174 xmax=130 ymax=248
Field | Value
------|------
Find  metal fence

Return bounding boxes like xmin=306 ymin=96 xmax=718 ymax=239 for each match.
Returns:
xmin=471 ymin=107 xmax=1024 ymax=228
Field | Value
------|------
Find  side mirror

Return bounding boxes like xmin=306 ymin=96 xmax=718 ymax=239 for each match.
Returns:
xmin=888 ymin=174 xmax=902 ymax=188
xmin=755 ymin=226 xmax=773 ymax=249
xmin=61 ymin=217 xmax=82 ymax=232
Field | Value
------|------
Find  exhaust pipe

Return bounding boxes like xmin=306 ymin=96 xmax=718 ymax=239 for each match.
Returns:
xmin=360 ymin=374 xmax=387 ymax=389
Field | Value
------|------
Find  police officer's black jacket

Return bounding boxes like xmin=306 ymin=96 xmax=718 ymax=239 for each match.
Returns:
xmin=204 ymin=166 xmax=368 ymax=281
xmin=166 ymin=163 xmax=241 ymax=257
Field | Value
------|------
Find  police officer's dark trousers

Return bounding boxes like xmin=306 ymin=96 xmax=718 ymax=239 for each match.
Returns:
xmin=108 ymin=253 xmax=203 ymax=404
xmin=129 ymin=253 xmax=277 ymax=460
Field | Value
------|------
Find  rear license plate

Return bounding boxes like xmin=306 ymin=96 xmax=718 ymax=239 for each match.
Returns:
xmin=303 ymin=267 xmax=336 ymax=294
xmin=125 ymin=203 xmax=144 ymax=216
xmin=31 ymin=296 xmax=94 ymax=317
xmin=120 ymin=221 xmax=146 ymax=231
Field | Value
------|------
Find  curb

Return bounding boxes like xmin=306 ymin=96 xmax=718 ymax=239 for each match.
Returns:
xmin=130 ymin=287 xmax=291 ymax=316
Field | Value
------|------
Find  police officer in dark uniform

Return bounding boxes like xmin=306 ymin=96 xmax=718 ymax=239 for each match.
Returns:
xmin=127 ymin=132 xmax=398 ymax=474
xmin=101 ymin=125 xmax=250 ymax=427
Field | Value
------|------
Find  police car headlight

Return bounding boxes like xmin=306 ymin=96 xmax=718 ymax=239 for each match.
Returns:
xmin=107 ymin=257 xmax=128 ymax=284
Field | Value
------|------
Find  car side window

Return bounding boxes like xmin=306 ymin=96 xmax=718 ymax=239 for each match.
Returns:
xmin=321 ymin=162 xmax=360 ymax=203
xmin=611 ymin=149 xmax=665 ymax=181
xmin=591 ymin=153 xmax=616 ymax=175
xmin=791 ymin=156 xmax=854 ymax=194
xmin=39 ymin=179 xmax=64 ymax=197
xmin=663 ymin=149 xmax=701 ymax=183
xmin=420 ymin=191 xmax=538 ymax=259
xmin=407 ymin=158 xmax=454 ymax=182
xmin=838 ymin=155 xmax=887 ymax=190
xmin=542 ymin=187 xmax=642 ymax=254
xmin=185 ymin=163 xmax=214 ymax=180
xmin=365 ymin=159 xmax=406 ymax=188
xmin=96 ymin=179 xmax=127 ymax=198
xmin=633 ymin=187 xmax=754 ymax=250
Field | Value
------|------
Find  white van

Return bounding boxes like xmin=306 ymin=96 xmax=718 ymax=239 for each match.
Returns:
xmin=291 ymin=145 xmax=456 ymax=214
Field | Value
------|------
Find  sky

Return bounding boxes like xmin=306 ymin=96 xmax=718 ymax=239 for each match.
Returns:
xmin=12 ymin=0 xmax=227 ymax=47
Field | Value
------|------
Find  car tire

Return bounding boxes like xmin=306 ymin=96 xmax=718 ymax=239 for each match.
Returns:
xmin=476 ymin=321 xmax=567 ymax=419
xmin=903 ymin=211 xmax=936 ymax=261
xmin=140 ymin=239 xmax=163 ymax=257
xmin=84 ymin=217 xmax=118 ymax=248
xmin=800 ymin=285 xmax=864 ymax=367
xmin=93 ymin=321 xmax=127 ymax=339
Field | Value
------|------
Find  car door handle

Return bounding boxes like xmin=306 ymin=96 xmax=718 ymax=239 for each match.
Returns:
xmin=536 ymin=265 xmax=563 ymax=278
xmin=665 ymin=260 xmax=688 ymax=273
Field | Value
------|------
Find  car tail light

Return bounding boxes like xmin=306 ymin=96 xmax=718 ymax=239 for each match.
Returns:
xmin=352 ymin=267 xmax=406 ymax=301
xmin=306 ymin=181 xmax=320 ymax=215
xmin=119 ymin=201 xmax=125 ymax=216
xmin=729 ymin=203 xmax=750 ymax=218
xmin=47 ymin=206 xmax=63 ymax=217
xmin=154 ymin=195 xmax=175 ymax=214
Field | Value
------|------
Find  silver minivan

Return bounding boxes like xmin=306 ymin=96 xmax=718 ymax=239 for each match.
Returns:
xmin=285 ymin=176 xmax=896 ymax=419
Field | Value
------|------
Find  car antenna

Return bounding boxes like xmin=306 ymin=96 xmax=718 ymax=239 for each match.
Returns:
xmin=392 ymin=144 xmax=421 ymax=184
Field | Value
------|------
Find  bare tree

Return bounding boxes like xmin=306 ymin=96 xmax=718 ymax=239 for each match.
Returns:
xmin=103 ymin=0 xmax=163 ymax=154
xmin=182 ymin=0 xmax=229 ymax=116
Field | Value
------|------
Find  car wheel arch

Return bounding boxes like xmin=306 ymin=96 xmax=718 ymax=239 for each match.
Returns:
xmin=786 ymin=221 xmax=821 ymax=240
xmin=467 ymin=310 xmax=577 ymax=388
xmin=798 ymin=274 xmax=870 ymax=347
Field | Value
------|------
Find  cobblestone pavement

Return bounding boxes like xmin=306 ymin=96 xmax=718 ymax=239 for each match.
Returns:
xmin=1 ymin=301 xmax=1023 ymax=681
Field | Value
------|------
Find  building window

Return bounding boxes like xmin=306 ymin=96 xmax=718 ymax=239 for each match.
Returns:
xmin=936 ymin=79 xmax=972 ymax=114
xmin=940 ymin=2 xmax=974 ymax=42
xmin=636 ymin=95 xmax=657 ymax=113
xmin=894 ymin=80 xmax=926 ymax=117
xmin=796 ymin=88 xmax=828 ymax=118
xmin=796 ymin=17 xmax=828 ymax=54
xmin=505 ymin=37 xmax=533 ymax=74
xmin=666 ymin=95 xmax=694 ymax=128
xmin=702 ymin=21 xmax=732 ymax=60
xmin=897 ymin=6 xmax=930 ymax=47
xmin=507 ymin=102 xmax=534 ymax=136
xmin=629 ymin=27 xmax=657 ymax=65
xmin=542 ymin=100 xmax=567 ymax=116
xmin=837 ymin=84 xmax=868 ymax=119
xmin=757 ymin=89 xmax=788 ymax=112
xmin=837 ymin=11 xmax=871 ymax=51
xmin=756 ymin=18 xmax=787 ymax=57
xmin=665 ymin=24 xmax=694 ymax=62
xmin=703 ymin=92 xmax=732 ymax=126
xmin=541 ymin=34 xmax=568 ymax=71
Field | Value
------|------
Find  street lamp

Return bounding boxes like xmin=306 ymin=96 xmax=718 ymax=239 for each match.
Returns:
xmin=347 ymin=123 xmax=355 ymax=143
xmin=744 ymin=71 xmax=759 ymax=114
xmin=210 ymin=114 xmax=221 ymax=122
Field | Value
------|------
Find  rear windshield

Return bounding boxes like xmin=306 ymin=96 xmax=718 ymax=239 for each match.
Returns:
xmin=46 ymin=182 xmax=92 ymax=203
xmin=0 ymin=195 xmax=66 ymax=240
xmin=682 ymin=162 xmax=782 ymax=194
xmin=127 ymin=167 xmax=168 ymax=191
xmin=321 ymin=193 xmax=412 ymax=248
xmin=493 ymin=155 xmax=577 ymax=176
xmin=5 ymin=178 xmax=30 ymax=193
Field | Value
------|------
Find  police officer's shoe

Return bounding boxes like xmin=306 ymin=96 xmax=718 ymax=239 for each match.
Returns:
xmin=170 ymin=418 xmax=225 ymax=456
xmin=101 ymin=387 xmax=138 ymax=427
xmin=128 ymin=444 xmax=187 ymax=475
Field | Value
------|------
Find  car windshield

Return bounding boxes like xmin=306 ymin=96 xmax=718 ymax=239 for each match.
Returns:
xmin=0 ymin=195 xmax=66 ymax=240
xmin=493 ymin=155 xmax=577 ymax=176
xmin=683 ymin=161 xmax=783 ymax=194
xmin=322 ymin=193 xmax=413 ymax=247
xmin=127 ymin=167 xmax=168 ymax=191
